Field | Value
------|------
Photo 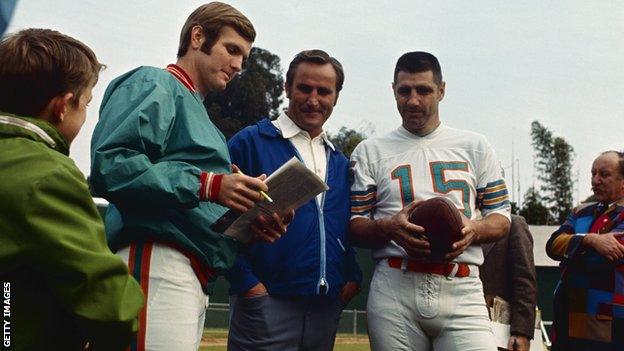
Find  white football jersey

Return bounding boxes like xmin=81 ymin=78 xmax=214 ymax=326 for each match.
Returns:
xmin=350 ymin=123 xmax=511 ymax=265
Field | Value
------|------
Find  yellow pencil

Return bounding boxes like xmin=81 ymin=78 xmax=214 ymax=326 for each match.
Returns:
xmin=234 ymin=169 xmax=274 ymax=203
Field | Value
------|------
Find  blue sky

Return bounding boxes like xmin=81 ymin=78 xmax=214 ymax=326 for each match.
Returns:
xmin=8 ymin=0 xmax=624 ymax=205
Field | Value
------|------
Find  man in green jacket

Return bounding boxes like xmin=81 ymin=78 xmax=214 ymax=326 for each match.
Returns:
xmin=90 ymin=3 xmax=288 ymax=350
xmin=0 ymin=29 xmax=144 ymax=350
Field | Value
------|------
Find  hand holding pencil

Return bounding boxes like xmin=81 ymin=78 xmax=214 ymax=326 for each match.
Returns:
xmin=227 ymin=164 xmax=295 ymax=242
xmin=232 ymin=165 xmax=274 ymax=203
xmin=216 ymin=164 xmax=270 ymax=213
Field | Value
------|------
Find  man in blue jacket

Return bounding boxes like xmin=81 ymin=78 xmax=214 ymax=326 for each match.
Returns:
xmin=225 ymin=49 xmax=362 ymax=351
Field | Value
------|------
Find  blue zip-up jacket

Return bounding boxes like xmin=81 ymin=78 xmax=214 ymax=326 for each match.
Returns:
xmin=225 ymin=118 xmax=362 ymax=297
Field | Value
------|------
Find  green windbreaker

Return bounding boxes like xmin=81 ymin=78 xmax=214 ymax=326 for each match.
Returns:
xmin=0 ymin=113 xmax=144 ymax=350
xmin=90 ymin=67 xmax=239 ymax=290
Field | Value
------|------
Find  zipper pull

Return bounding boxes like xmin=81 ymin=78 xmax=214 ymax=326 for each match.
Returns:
xmin=319 ymin=278 xmax=328 ymax=295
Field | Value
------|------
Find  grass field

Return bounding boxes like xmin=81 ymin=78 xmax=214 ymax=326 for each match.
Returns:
xmin=198 ymin=329 xmax=371 ymax=351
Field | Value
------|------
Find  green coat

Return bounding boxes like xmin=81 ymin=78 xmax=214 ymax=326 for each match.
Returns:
xmin=90 ymin=66 xmax=239 ymax=290
xmin=0 ymin=113 xmax=144 ymax=350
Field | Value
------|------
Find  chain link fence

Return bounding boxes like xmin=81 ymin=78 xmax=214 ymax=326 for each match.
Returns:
xmin=204 ymin=302 xmax=368 ymax=335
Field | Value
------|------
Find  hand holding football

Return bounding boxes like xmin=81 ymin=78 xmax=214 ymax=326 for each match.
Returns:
xmin=408 ymin=197 xmax=463 ymax=262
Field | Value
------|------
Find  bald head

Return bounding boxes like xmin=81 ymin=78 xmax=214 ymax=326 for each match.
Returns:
xmin=591 ymin=151 xmax=624 ymax=203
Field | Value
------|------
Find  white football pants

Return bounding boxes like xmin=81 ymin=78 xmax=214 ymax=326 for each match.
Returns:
xmin=367 ymin=259 xmax=496 ymax=351
xmin=118 ymin=243 xmax=209 ymax=351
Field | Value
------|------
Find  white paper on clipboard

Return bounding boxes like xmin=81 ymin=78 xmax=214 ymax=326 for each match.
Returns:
xmin=211 ymin=157 xmax=329 ymax=242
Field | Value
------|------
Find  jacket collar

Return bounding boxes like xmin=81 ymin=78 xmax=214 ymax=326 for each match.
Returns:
xmin=263 ymin=112 xmax=335 ymax=151
xmin=257 ymin=117 xmax=282 ymax=138
xmin=0 ymin=113 xmax=69 ymax=155
xmin=166 ymin=64 xmax=198 ymax=93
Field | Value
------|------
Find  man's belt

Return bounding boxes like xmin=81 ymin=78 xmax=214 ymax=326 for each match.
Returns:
xmin=387 ymin=257 xmax=471 ymax=278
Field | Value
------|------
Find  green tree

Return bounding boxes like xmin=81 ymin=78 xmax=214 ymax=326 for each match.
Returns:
xmin=525 ymin=121 xmax=575 ymax=224
xmin=328 ymin=126 xmax=368 ymax=158
xmin=531 ymin=121 xmax=555 ymax=206
xmin=519 ymin=186 xmax=553 ymax=225
xmin=551 ymin=137 xmax=575 ymax=223
xmin=204 ymin=47 xmax=284 ymax=139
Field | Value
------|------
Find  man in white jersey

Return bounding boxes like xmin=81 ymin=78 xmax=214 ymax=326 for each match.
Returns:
xmin=349 ymin=51 xmax=511 ymax=351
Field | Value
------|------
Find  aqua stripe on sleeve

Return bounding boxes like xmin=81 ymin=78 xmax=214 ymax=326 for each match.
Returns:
xmin=350 ymin=186 xmax=377 ymax=196
xmin=478 ymin=179 xmax=510 ymax=213
xmin=482 ymin=200 xmax=511 ymax=211
xmin=351 ymin=197 xmax=375 ymax=207
xmin=351 ymin=186 xmax=376 ymax=216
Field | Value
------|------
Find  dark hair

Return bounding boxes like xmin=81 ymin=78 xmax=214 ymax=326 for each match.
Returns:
xmin=285 ymin=49 xmax=344 ymax=93
xmin=177 ymin=2 xmax=255 ymax=58
xmin=601 ymin=150 xmax=624 ymax=177
xmin=0 ymin=28 xmax=103 ymax=117
xmin=394 ymin=51 xmax=442 ymax=84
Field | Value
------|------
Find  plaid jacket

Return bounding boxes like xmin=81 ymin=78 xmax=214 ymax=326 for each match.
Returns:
xmin=546 ymin=202 xmax=624 ymax=350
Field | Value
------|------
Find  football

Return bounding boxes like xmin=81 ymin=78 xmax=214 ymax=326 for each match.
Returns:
xmin=408 ymin=197 xmax=464 ymax=262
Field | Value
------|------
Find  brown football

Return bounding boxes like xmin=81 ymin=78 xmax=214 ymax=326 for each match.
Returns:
xmin=408 ymin=197 xmax=464 ymax=262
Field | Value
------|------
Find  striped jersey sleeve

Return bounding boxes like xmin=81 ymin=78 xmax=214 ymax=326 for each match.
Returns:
xmin=350 ymin=186 xmax=377 ymax=217
xmin=477 ymin=179 xmax=510 ymax=213
xmin=349 ymin=150 xmax=377 ymax=219
xmin=476 ymin=141 xmax=511 ymax=220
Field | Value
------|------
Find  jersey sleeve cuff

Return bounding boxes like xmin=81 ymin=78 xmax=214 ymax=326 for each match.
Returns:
xmin=199 ymin=172 xmax=224 ymax=202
